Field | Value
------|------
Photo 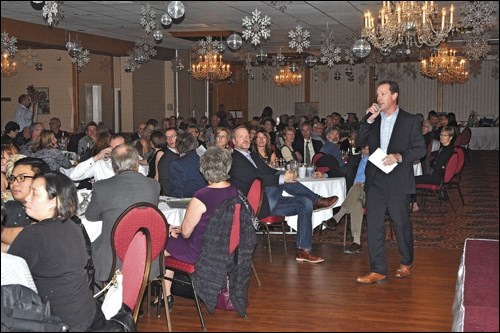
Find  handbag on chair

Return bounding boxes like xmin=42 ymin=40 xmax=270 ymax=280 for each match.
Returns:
xmin=215 ymin=276 xmax=234 ymax=311
xmin=94 ymin=270 xmax=123 ymax=320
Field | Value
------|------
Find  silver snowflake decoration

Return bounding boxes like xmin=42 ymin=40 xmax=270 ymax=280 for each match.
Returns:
xmin=357 ymin=73 xmax=367 ymax=85
xmin=270 ymin=1 xmax=291 ymax=12
xmin=464 ymin=33 xmax=490 ymax=62
xmin=402 ymin=63 xmax=417 ymax=80
xmin=460 ymin=1 xmax=497 ymax=35
xmin=135 ymin=35 xmax=157 ymax=60
xmin=71 ymin=49 xmax=90 ymax=72
xmin=242 ymin=9 xmax=271 ymax=47
xmin=22 ymin=48 xmax=39 ymax=68
xmin=344 ymin=32 xmax=358 ymax=65
xmin=312 ymin=67 xmax=329 ymax=83
xmin=42 ymin=1 xmax=64 ymax=27
xmin=320 ymin=24 xmax=341 ymax=68
xmin=140 ymin=3 xmax=156 ymax=34
xmin=363 ymin=50 xmax=384 ymax=68
xmin=262 ymin=67 xmax=272 ymax=81
xmin=288 ymin=25 xmax=310 ymax=54
xmin=196 ymin=36 xmax=223 ymax=56
xmin=1 ymin=32 xmax=17 ymax=57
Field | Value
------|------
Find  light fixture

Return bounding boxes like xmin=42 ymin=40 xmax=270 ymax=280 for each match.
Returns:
xmin=362 ymin=1 xmax=455 ymax=54
xmin=1 ymin=52 xmax=17 ymax=77
xmin=191 ymin=51 xmax=231 ymax=82
xmin=274 ymin=65 xmax=302 ymax=87
xmin=167 ymin=1 xmax=185 ymax=19
xmin=421 ymin=45 xmax=469 ymax=85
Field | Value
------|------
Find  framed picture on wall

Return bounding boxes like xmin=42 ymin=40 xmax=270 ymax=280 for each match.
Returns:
xmin=35 ymin=87 xmax=50 ymax=115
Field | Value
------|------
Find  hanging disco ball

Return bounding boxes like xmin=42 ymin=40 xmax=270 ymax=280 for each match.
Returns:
xmin=352 ymin=39 xmax=371 ymax=58
xmin=153 ymin=30 xmax=163 ymax=42
xmin=334 ymin=70 xmax=341 ymax=80
xmin=161 ymin=13 xmax=172 ymax=26
xmin=289 ymin=62 xmax=299 ymax=73
xmin=305 ymin=55 xmax=318 ymax=68
xmin=167 ymin=1 xmax=185 ymax=19
xmin=227 ymin=33 xmax=242 ymax=50
xmin=381 ymin=48 xmax=391 ymax=57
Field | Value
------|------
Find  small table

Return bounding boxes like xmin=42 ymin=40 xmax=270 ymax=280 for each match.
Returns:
xmin=467 ymin=127 xmax=499 ymax=150
xmin=283 ymin=177 xmax=346 ymax=232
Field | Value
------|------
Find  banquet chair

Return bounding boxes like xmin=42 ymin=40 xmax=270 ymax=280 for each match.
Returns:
xmin=163 ymin=201 xmax=246 ymax=332
xmin=121 ymin=228 xmax=152 ymax=323
xmin=343 ymin=208 xmax=395 ymax=251
xmin=459 ymin=127 xmax=472 ymax=162
xmin=312 ymin=152 xmax=329 ymax=174
xmin=450 ymin=147 xmax=466 ymax=205
xmin=247 ymin=178 xmax=288 ymax=263
xmin=109 ymin=202 xmax=169 ymax=317
xmin=415 ymin=152 xmax=459 ymax=215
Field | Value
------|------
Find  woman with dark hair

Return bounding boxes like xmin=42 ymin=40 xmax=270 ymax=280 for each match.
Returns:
xmin=262 ymin=117 xmax=277 ymax=147
xmin=3 ymin=172 xmax=97 ymax=331
xmin=81 ymin=131 xmax=111 ymax=162
xmin=32 ymin=130 xmax=71 ymax=171
xmin=260 ymin=106 xmax=273 ymax=121
xmin=147 ymin=130 xmax=167 ymax=179
xmin=251 ymin=127 xmax=277 ymax=166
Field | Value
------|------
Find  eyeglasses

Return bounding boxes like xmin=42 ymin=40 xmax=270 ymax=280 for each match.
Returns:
xmin=216 ymin=135 xmax=228 ymax=139
xmin=166 ymin=135 xmax=177 ymax=140
xmin=7 ymin=175 xmax=36 ymax=184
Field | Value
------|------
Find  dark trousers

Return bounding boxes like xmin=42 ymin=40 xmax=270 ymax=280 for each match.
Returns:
xmin=365 ymin=180 xmax=413 ymax=275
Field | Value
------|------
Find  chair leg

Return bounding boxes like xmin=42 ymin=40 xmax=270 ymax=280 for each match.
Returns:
xmin=262 ymin=224 xmax=273 ymax=263
xmin=457 ymin=185 xmax=465 ymax=205
xmin=433 ymin=190 xmax=443 ymax=216
xmin=162 ymin=279 xmax=172 ymax=332
xmin=251 ymin=262 xmax=262 ymax=287
xmin=190 ymin=280 xmax=207 ymax=332
xmin=147 ymin=281 xmax=151 ymax=315
xmin=281 ymin=222 xmax=288 ymax=255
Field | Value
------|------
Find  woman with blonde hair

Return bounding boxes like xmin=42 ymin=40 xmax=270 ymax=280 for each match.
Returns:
xmin=251 ymin=127 xmax=277 ymax=166
xmin=1 ymin=144 xmax=20 ymax=192
xmin=214 ymin=127 xmax=232 ymax=150
xmin=280 ymin=127 xmax=299 ymax=162
xmin=32 ymin=130 xmax=71 ymax=171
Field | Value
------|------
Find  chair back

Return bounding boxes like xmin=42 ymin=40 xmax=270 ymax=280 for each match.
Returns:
xmin=454 ymin=133 xmax=462 ymax=146
xmin=460 ymin=127 xmax=472 ymax=146
xmin=111 ymin=202 xmax=168 ymax=279
xmin=311 ymin=152 xmax=324 ymax=165
xmin=443 ymin=153 xmax=459 ymax=183
xmin=247 ymin=178 xmax=263 ymax=217
xmin=454 ymin=147 xmax=465 ymax=175
xmin=312 ymin=152 xmax=329 ymax=173
xmin=121 ymin=228 xmax=152 ymax=322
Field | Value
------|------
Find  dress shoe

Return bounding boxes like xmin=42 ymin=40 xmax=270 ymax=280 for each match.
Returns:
xmin=356 ymin=272 xmax=387 ymax=284
xmin=313 ymin=196 xmax=339 ymax=211
xmin=322 ymin=217 xmax=339 ymax=230
xmin=344 ymin=242 xmax=362 ymax=254
xmin=394 ymin=264 xmax=413 ymax=278
xmin=296 ymin=249 xmax=325 ymax=263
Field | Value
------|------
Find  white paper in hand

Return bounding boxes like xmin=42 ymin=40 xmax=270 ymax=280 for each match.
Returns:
xmin=368 ymin=148 xmax=397 ymax=174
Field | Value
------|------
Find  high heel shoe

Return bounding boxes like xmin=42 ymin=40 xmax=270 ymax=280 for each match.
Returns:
xmin=151 ymin=294 xmax=175 ymax=312
xmin=166 ymin=295 xmax=175 ymax=312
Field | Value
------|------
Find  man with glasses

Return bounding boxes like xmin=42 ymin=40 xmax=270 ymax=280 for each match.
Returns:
xmin=2 ymin=157 xmax=50 ymax=228
xmin=158 ymin=127 xmax=180 ymax=195
xmin=311 ymin=122 xmax=326 ymax=144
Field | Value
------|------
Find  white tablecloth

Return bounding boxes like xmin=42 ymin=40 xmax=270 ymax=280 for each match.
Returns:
xmin=79 ymin=195 xmax=186 ymax=242
xmin=465 ymin=127 xmax=499 ymax=150
xmin=283 ymin=177 xmax=346 ymax=232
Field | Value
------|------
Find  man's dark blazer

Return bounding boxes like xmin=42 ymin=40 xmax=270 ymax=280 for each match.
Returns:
xmin=356 ymin=108 xmax=426 ymax=194
xmin=157 ymin=148 xmax=180 ymax=195
xmin=229 ymin=150 xmax=281 ymax=218
xmin=169 ymin=151 xmax=207 ymax=198
xmin=292 ymin=136 xmax=323 ymax=163
xmin=85 ymin=171 xmax=160 ymax=281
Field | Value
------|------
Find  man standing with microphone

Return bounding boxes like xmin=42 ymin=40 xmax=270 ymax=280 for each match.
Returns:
xmin=355 ymin=80 xmax=426 ymax=284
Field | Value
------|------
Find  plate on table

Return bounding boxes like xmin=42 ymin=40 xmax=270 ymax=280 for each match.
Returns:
xmin=160 ymin=197 xmax=192 ymax=209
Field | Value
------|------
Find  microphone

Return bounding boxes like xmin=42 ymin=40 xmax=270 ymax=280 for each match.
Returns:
xmin=359 ymin=104 xmax=380 ymax=124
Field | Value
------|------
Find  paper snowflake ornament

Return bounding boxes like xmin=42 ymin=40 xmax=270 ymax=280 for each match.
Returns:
xmin=1 ymin=32 xmax=17 ymax=56
xmin=402 ymin=63 xmax=417 ymax=80
xmin=288 ymin=25 xmax=310 ymax=54
xmin=22 ymin=48 xmax=39 ymax=68
xmin=140 ymin=3 xmax=156 ymax=34
xmin=71 ymin=49 xmax=90 ymax=72
xmin=242 ymin=9 xmax=271 ymax=47
xmin=320 ymin=24 xmax=341 ymax=68
xmin=196 ymin=36 xmax=223 ymax=56
xmin=43 ymin=1 xmax=64 ymax=27
xmin=344 ymin=32 xmax=358 ymax=65
xmin=312 ymin=67 xmax=329 ymax=83
xmin=460 ymin=1 xmax=497 ymax=35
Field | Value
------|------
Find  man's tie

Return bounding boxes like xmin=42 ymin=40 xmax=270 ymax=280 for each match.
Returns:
xmin=305 ymin=140 xmax=311 ymax=165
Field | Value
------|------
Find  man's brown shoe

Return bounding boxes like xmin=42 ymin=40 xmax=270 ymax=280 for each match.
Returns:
xmin=313 ymin=196 xmax=339 ymax=211
xmin=356 ymin=272 xmax=387 ymax=284
xmin=394 ymin=264 xmax=413 ymax=278
xmin=296 ymin=249 xmax=325 ymax=263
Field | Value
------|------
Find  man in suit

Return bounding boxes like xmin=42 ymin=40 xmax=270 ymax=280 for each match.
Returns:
xmin=85 ymin=143 xmax=160 ymax=282
xmin=158 ymin=127 xmax=180 ymax=195
xmin=355 ymin=80 xmax=426 ymax=284
xmin=293 ymin=121 xmax=323 ymax=165
xmin=229 ymin=126 xmax=339 ymax=264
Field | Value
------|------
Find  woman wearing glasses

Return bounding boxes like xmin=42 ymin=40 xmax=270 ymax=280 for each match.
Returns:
xmin=214 ymin=127 xmax=232 ymax=150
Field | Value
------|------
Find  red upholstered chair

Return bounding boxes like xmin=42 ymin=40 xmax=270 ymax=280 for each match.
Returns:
xmin=121 ymin=228 xmax=152 ymax=323
xmin=163 ymin=203 xmax=245 ymax=332
xmin=248 ymin=178 xmax=287 ymax=263
xmin=459 ymin=127 xmax=472 ymax=162
xmin=416 ymin=152 xmax=459 ymax=215
xmin=312 ymin=152 xmax=329 ymax=173
xmin=110 ymin=202 xmax=168 ymax=317
xmin=450 ymin=147 xmax=466 ymax=205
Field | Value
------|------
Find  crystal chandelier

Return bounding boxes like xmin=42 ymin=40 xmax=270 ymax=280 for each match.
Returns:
xmin=191 ymin=51 xmax=231 ymax=82
xmin=362 ymin=1 xmax=455 ymax=54
xmin=274 ymin=65 xmax=302 ymax=87
xmin=421 ymin=45 xmax=469 ymax=85
xmin=1 ymin=52 xmax=17 ymax=77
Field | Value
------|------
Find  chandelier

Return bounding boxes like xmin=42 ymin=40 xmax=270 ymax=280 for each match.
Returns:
xmin=274 ymin=65 xmax=302 ymax=87
xmin=1 ymin=52 xmax=17 ymax=77
xmin=191 ymin=52 xmax=231 ymax=81
xmin=362 ymin=1 xmax=455 ymax=54
xmin=421 ymin=45 xmax=469 ymax=85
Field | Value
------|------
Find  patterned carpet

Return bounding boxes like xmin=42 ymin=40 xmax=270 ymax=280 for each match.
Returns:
xmin=311 ymin=150 xmax=500 ymax=250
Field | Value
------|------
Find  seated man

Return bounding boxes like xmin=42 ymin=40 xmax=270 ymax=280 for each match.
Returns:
xmin=85 ymin=143 xmax=160 ymax=282
xmin=229 ymin=125 xmax=339 ymax=264
xmin=323 ymin=144 xmax=369 ymax=254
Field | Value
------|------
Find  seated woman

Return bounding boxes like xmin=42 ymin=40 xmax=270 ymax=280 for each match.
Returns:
xmin=2 ymin=172 xmax=97 ymax=331
xmin=413 ymin=126 xmax=456 ymax=211
xmin=1 ymin=144 xmax=19 ymax=192
xmin=251 ymin=127 xmax=277 ymax=166
xmin=31 ymin=130 xmax=72 ymax=171
xmin=214 ymin=127 xmax=232 ymax=150
xmin=163 ymin=147 xmax=237 ymax=311
xmin=147 ymin=130 xmax=166 ymax=179
xmin=280 ymin=127 xmax=300 ymax=162
xmin=169 ymin=133 xmax=207 ymax=198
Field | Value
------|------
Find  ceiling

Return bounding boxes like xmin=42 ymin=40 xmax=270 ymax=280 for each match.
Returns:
xmin=1 ymin=1 xmax=499 ymax=62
